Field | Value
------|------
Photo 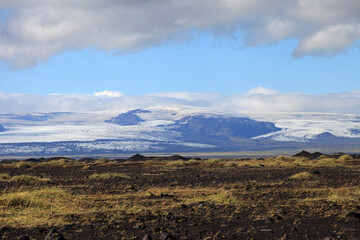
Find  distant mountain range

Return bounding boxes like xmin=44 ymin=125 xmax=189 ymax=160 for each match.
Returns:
xmin=0 ymin=106 xmax=360 ymax=156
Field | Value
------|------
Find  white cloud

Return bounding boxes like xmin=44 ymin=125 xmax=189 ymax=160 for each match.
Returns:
xmin=1 ymin=0 xmax=360 ymax=68
xmin=93 ymin=90 xmax=124 ymax=98
xmin=146 ymin=92 xmax=222 ymax=103
xmin=247 ymin=87 xmax=279 ymax=95
xmin=1 ymin=88 xmax=360 ymax=114
xmin=294 ymin=24 xmax=360 ymax=57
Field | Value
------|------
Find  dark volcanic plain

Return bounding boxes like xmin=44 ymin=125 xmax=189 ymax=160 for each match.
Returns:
xmin=1 ymin=152 xmax=360 ymax=239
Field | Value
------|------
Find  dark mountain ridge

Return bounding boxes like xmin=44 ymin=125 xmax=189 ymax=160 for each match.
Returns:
xmin=171 ymin=115 xmax=281 ymax=143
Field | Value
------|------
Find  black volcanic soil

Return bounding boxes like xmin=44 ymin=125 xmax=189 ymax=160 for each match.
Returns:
xmin=1 ymin=156 xmax=360 ymax=239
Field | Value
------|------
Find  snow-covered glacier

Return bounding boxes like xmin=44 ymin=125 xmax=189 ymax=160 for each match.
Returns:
xmin=1 ymin=106 xmax=360 ymax=156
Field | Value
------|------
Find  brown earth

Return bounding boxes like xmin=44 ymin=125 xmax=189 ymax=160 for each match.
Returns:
xmin=1 ymin=154 xmax=360 ymax=239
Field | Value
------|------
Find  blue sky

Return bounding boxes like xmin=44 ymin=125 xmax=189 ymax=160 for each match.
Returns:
xmin=1 ymin=1 xmax=360 ymax=114
xmin=1 ymin=34 xmax=359 ymax=95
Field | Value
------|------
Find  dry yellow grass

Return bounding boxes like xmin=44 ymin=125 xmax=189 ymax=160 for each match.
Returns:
xmin=298 ymin=186 xmax=360 ymax=206
xmin=14 ymin=161 xmax=33 ymax=169
xmin=289 ymin=172 xmax=318 ymax=180
xmin=166 ymin=159 xmax=202 ymax=167
xmin=0 ymin=185 xmax=243 ymax=228
xmin=1 ymin=159 xmax=78 ymax=169
xmin=204 ymin=156 xmax=355 ymax=168
xmin=93 ymin=158 xmax=120 ymax=166
xmin=0 ymin=173 xmax=10 ymax=180
xmin=338 ymin=154 xmax=353 ymax=161
xmin=0 ymin=174 xmax=50 ymax=182
xmin=0 ymin=187 xmax=83 ymax=227
xmin=89 ymin=172 xmax=131 ymax=180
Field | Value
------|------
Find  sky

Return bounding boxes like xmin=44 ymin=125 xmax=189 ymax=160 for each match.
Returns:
xmin=1 ymin=0 xmax=360 ymax=114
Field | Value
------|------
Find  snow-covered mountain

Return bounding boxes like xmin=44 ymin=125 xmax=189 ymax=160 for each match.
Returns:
xmin=0 ymin=106 xmax=360 ymax=156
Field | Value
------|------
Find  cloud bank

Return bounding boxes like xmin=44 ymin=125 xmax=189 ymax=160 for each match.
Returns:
xmin=1 ymin=88 xmax=360 ymax=114
xmin=1 ymin=0 xmax=360 ymax=68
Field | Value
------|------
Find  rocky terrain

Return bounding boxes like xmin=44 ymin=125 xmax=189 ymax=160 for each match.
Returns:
xmin=1 ymin=152 xmax=360 ymax=239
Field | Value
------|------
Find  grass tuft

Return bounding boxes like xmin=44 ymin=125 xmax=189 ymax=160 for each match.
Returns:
xmin=166 ymin=160 xmax=187 ymax=167
xmin=89 ymin=172 xmax=131 ymax=180
xmin=0 ymin=173 xmax=11 ymax=180
xmin=289 ymin=171 xmax=318 ymax=180
xmin=338 ymin=154 xmax=353 ymax=162
xmin=15 ymin=161 xmax=33 ymax=169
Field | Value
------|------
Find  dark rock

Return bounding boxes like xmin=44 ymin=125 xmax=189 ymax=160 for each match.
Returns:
xmin=145 ymin=210 xmax=152 ymax=216
xmin=166 ymin=212 xmax=174 ymax=220
xmin=44 ymin=228 xmax=66 ymax=240
xmin=168 ymin=155 xmax=189 ymax=160
xmin=303 ymin=234 xmax=310 ymax=239
xmin=265 ymin=217 xmax=274 ymax=224
xmin=275 ymin=208 xmax=287 ymax=215
xmin=312 ymin=152 xmax=324 ymax=158
xmin=347 ymin=211 xmax=360 ymax=219
xmin=125 ymin=185 xmax=137 ymax=191
xmin=142 ymin=235 xmax=152 ymax=240
xmin=0 ymin=227 xmax=8 ymax=237
xmin=128 ymin=154 xmax=146 ymax=161
xmin=160 ymin=233 xmax=174 ymax=240
xmin=294 ymin=150 xmax=311 ymax=157
xmin=293 ymin=150 xmax=323 ymax=159
xmin=19 ymin=236 xmax=30 ymax=240
xmin=0 ymin=124 xmax=5 ymax=132
xmin=310 ymin=170 xmax=321 ymax=175
xmin=136 ymin=223 xmax=146 ymax=229
xmin=281 ymin=234 xmax=289 ymax=239
xmin=180 ymin=204 xmax=188 ymax=209
xmin=160 ymin=193 xmax=174 ymax=198
xmin=25 ymin=158 xmax=42 ymax=162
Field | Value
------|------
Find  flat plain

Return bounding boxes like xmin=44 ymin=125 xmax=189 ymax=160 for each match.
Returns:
xmin=1 ymin=152 xmax=360 ymax=239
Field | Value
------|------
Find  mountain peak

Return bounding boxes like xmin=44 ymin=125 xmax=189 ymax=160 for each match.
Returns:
xmin=105 ymin=111 xmax=145 ymax=126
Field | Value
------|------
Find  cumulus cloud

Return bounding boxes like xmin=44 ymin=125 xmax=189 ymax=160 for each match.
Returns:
xmin=1 ymin=88 xmax=360 ymax=114
xmin=1 ymin=0 xmax=360 ymax=68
